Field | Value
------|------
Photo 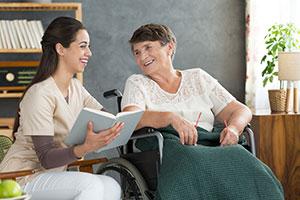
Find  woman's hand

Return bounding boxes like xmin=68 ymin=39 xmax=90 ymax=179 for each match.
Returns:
xmin=219 ymin=126 xmax=239 ymax=146
xmin=216 ymin=100 xmax=252 ymax=146
xmin=170 ymin=113 xmax=198 ymax=145
xmin=74 ymin=121 xmax=124 ymax=157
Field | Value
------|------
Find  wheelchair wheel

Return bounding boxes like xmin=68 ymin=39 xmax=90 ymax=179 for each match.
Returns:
xmin=96 ymin=158 xmax=150 ymax=200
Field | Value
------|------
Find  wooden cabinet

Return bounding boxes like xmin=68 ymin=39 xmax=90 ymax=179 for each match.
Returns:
xmin=251 ymin=111 xmax=300 ymax=200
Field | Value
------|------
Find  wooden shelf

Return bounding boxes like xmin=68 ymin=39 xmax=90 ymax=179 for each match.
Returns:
xmin=0 ymin=49 xmax=42 ymax=53
xmin=0 ymin=92 xmax=22 ymax=98
xmin=0 ymin=117 xmax=14 ymax=128
xmin=0 ymin=3 xmax=82 ymax=20
xmin=0 ymin=3 xmax=81 ymax=11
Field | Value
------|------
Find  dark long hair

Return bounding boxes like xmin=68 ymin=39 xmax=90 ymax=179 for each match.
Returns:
xmin=13 ymin=16 xmax=85 ymax=136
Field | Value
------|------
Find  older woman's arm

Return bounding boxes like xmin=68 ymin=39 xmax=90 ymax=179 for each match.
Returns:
xmin=215 ymin=100 xmax=252 ymax=146
xmin=123 ymin=106 xmax=198 ymax=145
xmin=123 ymin=106 xmax=172 ymax=129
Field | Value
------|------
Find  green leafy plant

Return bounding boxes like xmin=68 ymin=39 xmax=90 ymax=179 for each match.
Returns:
xmin=261 ymin=23 xmax=300 ymax=87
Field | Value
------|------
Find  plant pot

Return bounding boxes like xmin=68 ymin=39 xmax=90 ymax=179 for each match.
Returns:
xmin=268 ymin=89 xmax=286 ymax=112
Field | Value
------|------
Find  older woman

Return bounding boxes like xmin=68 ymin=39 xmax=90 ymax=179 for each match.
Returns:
xmin=121 ymin=24 xmax=284 ymax=200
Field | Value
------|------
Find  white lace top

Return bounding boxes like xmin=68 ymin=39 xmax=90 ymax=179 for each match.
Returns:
xmin=121 ymin=68 xmax=235 ymax=131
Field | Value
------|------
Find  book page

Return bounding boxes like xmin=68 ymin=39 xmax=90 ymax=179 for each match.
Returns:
xmin=83 ymin=107 xmax=116 ymax=120
xmin=65 ymin=108 xmax=116 ymax=146
xmin=65 ymin=108 xmax=143 ymax=153
xmin=115 ymin=110 xmax=142 ymax=118
xmin=95 ymin=110 xmax=143 ymax=152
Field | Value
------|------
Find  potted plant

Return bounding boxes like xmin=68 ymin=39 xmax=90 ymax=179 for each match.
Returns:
xmin=261 ymin=23 xmax=300 ymax=112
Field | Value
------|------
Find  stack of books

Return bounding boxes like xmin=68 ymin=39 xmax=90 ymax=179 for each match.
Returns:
xmin=0 ymin=20 xmax=44 ymax=49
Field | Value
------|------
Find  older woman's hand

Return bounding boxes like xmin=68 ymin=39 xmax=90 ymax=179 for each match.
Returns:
xmin=219 ymin=126 xmax=239 ymax=146
xmin=170 ymin=113 xmax=198 ymax=145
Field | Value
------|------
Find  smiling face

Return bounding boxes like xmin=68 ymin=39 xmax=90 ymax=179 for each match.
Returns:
xmin=132 ymin=40 xmax=174 ymax=76
xmin=58 ymin=29 xmax=92 ymax=74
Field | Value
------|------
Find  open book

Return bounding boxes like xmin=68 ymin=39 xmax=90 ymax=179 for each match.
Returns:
xmin=64 ymin=108 xmax=144 ymax=152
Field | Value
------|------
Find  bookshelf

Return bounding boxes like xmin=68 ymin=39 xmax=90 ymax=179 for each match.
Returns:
xmin=0 ymin=3 xmax=82 ymax=53
xmin=0 ymin=2 xmax=82 ymax=137
xmin=0 ymin=2 xmax=83 ymax=98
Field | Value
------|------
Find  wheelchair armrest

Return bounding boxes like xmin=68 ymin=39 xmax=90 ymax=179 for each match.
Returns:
xmin=129 ymin=127 xmax=164 ymax=164
xmin=0 ymin=158 xmax=109 ymax=180
xmin=67 ymin=158 xmax=108 ymax=173
xmin=0 ymin=169 xmax=37 ymax=180
xmin=243 ymin=123 xmax=256 ymax=157
xmin=103 ymin=89 xmax=122 ymax=98
xmin=131 ymin=127 xmax=156 ymax=137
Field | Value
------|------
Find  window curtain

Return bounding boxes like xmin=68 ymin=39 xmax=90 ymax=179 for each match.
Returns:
xmin=245 ymin=0 xmax=300 ymax=111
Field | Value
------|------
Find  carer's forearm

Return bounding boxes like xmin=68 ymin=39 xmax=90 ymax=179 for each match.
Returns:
xmin=31 ymin=136 xmax=78 ymax=169
xmin=135 ymin=110 xmax=174 ymax=130
xmin=227 ymin=106 xmax=252 ymax=135
xmin=73 ymin=143 xmax=90 ymax=158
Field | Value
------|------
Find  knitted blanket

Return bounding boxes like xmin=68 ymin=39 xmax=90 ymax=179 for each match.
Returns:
xmin=136 ymin=126 xmax=284 ymax=200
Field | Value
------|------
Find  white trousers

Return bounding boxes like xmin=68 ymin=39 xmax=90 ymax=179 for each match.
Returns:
xmin=24 ymin=171 xmax=121 ymax=200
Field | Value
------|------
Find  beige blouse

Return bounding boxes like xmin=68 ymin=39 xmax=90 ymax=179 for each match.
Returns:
xmin=0 ymin=77 xmax=102 ymax=186
xmin=121 ymin=68 xmax=235 ymax=131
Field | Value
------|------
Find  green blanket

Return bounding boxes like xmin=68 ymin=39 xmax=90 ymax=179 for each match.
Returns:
xmin=136 ymin=126 xmax=284 ymax=200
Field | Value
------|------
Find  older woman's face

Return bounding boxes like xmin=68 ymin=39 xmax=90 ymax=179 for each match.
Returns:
xmin=132 ymin=40 xmax=173 ymax=76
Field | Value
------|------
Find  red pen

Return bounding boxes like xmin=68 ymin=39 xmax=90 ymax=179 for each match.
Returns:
xmin=220 ymin=120 xmax=228 ymax=144
xmin=194 ymin=112 xmax=202 ymax=128
xmin=224 ymin=120 xmax=228 ymax=128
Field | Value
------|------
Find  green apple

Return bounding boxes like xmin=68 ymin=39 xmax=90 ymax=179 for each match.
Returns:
xmin=0 ymin=179 xmax=22 ymax=198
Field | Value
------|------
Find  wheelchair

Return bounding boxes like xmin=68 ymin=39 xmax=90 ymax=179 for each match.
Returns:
xmin=96 ymin=89 xmax=256 ymax=200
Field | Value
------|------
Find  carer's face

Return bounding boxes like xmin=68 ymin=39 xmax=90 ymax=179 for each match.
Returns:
xmin=132 ymin=40 xmax=171 ymax=76
xmin=63 ymin=29 xmax=92 ymax=73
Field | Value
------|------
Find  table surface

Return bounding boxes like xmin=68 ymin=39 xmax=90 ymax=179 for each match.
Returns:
xmin=252 ymin=109 xmax=300 ymax=116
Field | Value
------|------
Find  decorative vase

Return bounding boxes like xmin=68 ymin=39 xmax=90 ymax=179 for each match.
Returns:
xmin=268 ymin=89 xmax=286 ymax=112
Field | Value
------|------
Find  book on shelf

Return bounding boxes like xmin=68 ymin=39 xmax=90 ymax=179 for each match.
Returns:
xmin=22 ymin=20 xmax=35 ymax=49
xmin=64 ymin=108 xmax=144 ymax=153
xmin=9 ymin=20 xmax=21 ymax=49
xmin=0 ymin=19 xmax=45 ymax=49
xmin=35 ymin=20 xmax=44 ymax=40
xmin=28 ymin=21 xmax=41 ymax=48
xmin=18 ymin=20 xmax=30 ymax=48
xmin=6 ymin=20 xmax=18 ymax=49
xmin=13 ymin=20 xmax=26 ymax=49
xmin=0 ymin=21 xmax=4 ymax=48
xmin=0 ymin=20 xmax=12 ymax=49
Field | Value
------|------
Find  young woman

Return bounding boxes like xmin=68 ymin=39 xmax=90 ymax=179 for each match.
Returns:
xmin=0 ymin=17 xmax=122 ymax=200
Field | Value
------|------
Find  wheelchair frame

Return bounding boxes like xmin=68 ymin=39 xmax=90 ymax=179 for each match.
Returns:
xmin=96 ymin=89 xmax=256 ymax=200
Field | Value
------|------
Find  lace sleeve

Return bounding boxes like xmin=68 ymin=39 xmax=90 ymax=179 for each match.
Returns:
xmin=200 ymin=69 xmax=235 ymax=115
xmin=121 ymin=76 xmax=146 ymax=110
